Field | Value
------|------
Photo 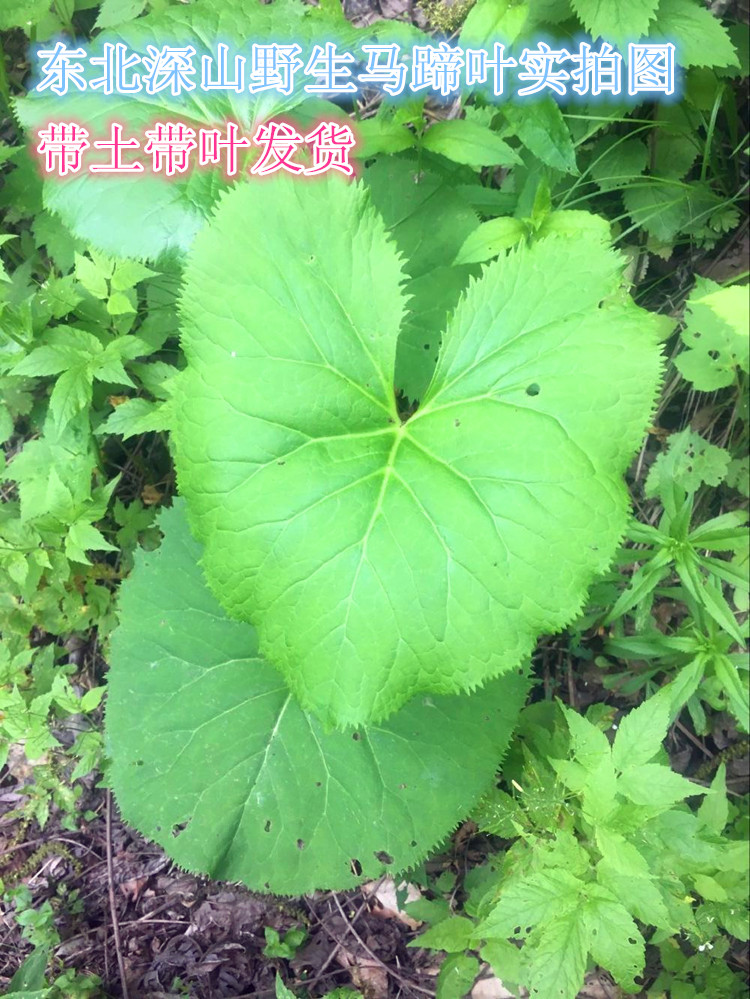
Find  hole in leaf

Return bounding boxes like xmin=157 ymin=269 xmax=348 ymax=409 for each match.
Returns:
xmin=352 ymin=731 xmax=361 ymax=741
xmin=135 ymin=759 xmax=144 ymax=767
xmin=374 ymin=850 xmax=393 ymax=864
xmin=171 ymin=821 xmax=188 ymax=838
xmin=396 ymin=391 xmax=418 ymax=422
xmin=264 ymin=819 xmax=272 ymax=832
xmin=315 ymin=781 xmax=322 ymax=787
xmin=708 ymin=349 xmax=720 ymax=359
xmin=410 ymin=840 xmax=417 ymax=847
xmin=454 ymin=419 xmax=461 ymax=427
xmin=526 ymin=383 xmax=540 ymax=396
xmin=297 ymin=839 xmax=305 ymax=850
xmin=399 ymin=783 xmax=407 ymax=790
xmin=350 ymin=858 xmax=362 ymax=876
xmin=423 ymin=343 xmax=430 ymax=350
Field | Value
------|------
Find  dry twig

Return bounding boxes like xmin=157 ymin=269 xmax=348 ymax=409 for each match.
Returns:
xmin=106 ymin=790 xmax=130 ymax=999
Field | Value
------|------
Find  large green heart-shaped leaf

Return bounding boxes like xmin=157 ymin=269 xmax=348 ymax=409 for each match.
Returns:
xmin=107 ymin=502 xmax=528 ymax=894
xmin=174 ymin=175 xmax=663 ymax=728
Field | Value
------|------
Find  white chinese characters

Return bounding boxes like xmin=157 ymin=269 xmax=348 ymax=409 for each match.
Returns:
xmin=33 ymin=40 xmax=678 ymax=99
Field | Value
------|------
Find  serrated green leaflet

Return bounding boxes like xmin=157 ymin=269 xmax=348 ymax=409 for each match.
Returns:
xmin=501 ymin=98 xmax=577 ymax=175
xmin=648 ymin=0 xmax=739 ymax=69
xmin=106 ymin=502 xmax=528 ymax=893
xmin=571 ymin=0 xmax=659 ymax=46
xmin=174 ymin=174 xmax=663 ymax=728
xmin=589 ymin=137 xmax=648 ymax=192
xmin=459 ymin=0 xmax=529 ymax=48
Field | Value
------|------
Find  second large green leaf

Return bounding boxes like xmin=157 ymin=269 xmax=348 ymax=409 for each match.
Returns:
xmin=174 ymin=175 xmax=663 ymax=728
xmin=106 ymin=502 xmax=529 ymax=894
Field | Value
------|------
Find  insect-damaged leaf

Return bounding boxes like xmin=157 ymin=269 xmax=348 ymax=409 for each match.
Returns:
xmin=107 ymin=502 xmax=528 ymax=893
xmin=173 ymin=174 xmax=663 ymax=728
